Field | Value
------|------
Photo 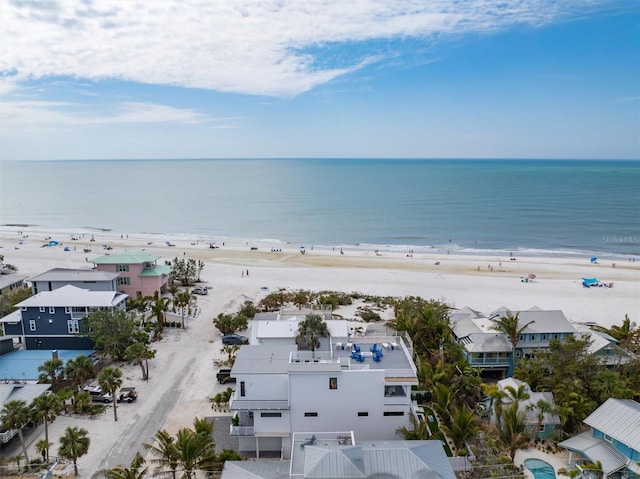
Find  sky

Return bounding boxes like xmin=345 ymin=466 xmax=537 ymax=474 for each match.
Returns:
xmin=0 ymin=0 xmax=638 ymax=161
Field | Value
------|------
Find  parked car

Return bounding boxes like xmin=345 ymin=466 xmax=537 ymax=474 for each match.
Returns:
xmin=216 ymin=368 xmax=236 ymax=384
xmin=192 ymin=287 xmax=208 ymax=295
xmin=83 ymin=386 xmax=113 ymax=403
xmin=117 ymin=387 xmax=138 ymax=403
xmin=222 ymin=333 xmax=249 ymax=345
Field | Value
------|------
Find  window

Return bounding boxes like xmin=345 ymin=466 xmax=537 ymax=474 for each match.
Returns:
xmin=116 ymin=264 xmax=129 ymax=272
xmin=261 ymin=412 xmax=282 ymax=418
xmin=117 ymin=277 xmax=131 ymax=286
xmin=240 ymin=381 xmax=245 ymax=397
xmin=67 ymin=320 xmax=79 ymax=334
xmin=49 ymin=306 xmax=55 ymax=314
xmin=357 ymin=412 xmax=369 ymax=417
xmin=538 ymin=424 xmax=545 ymax=432
xmin=383 ymin=411 xmax=404 ymax=417
xmin=541 ymin=334 xmax=547 ymax=341
xmin=39 ymin=306 xmax=46 ymax=313
xmin=603 ymin=433 xmax=613 ymax=443
xmin=304 ymin=412 xmax=318 ymax=417
xmin=21 ymin=306 xmax=27 ymax=311
xmin=385 ymin=386 xmax=406 ymax=397
xmin=29 ymin=320 xmax=36 ymax=331
xmin=519 ymin=334 xmax=524 ymax=341
xmin=65 ymin=307 xmax=71 ymax=314
xmin=329 ymin=377 xmax=338 ymax=390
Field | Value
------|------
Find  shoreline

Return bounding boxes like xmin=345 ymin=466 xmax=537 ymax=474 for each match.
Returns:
xmin=1 ymin=225 xmax=638 ymax=261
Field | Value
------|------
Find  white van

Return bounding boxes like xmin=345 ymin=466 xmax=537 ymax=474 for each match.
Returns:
xmin=83 ymin=385 xmax=113 ymax=403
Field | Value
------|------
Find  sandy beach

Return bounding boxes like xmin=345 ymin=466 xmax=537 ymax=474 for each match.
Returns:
xmin=0 ymin=228 xmax=638 ymax=476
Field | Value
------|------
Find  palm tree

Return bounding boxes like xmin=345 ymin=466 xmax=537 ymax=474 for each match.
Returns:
xmin=527 ymin=399 xmax=553 ymax=441
xmin=65 ymin=355 xmax=96 ymax=394
xmin=491 ymin=312 xmax=534 ymax=375
xmin=35 ymin=439 xmax=51 ymax=463
xmin=504 ymin=384 xmax=531 ymax=406
xmin=37 ymin=358 xmax=64 ymax=391
xmin=98 ymin=367 xmax=123 ymax=421
xmin=56 ymin=386 xmax=74 ymax=414
xmin=99 ymin=452 xmax=147 ymax=479
xmin=150 ymin=291 xmax=170 ymax=327
xmin=58 ymin=426 xmax=90 ymax=476
xmin=31 ymin=392 xmax=62 ymax=462
xmin=174 ymin=290 xmax=192 ymax=329
xmin=173 ymin=427 xmax=217 ymax=479
xmin=295 ymin=313 xmax=329 ymax=352
xmin=499 ymin=402 xmax=529 ymax=460
xmin=144 ymin=429 xmax=179 ymax=479
xmin=444 ymin=407 xmax=478 ymax=450
xmin=396 ymin=413 xmax=430 ymax=440
xmin=0 ymin=400 xmax=32 ymax=472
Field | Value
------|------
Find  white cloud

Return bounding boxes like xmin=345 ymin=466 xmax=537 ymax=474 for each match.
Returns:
xmin=0 ymin=0 xmax=618 ymax=97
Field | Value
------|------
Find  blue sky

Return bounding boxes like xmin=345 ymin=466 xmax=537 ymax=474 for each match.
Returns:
xmin=0 ymin=0 xmax=638 ymax=161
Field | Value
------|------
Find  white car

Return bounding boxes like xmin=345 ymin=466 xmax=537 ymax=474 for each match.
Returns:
xmin=192 ymin=287 xmax=208 ymax=295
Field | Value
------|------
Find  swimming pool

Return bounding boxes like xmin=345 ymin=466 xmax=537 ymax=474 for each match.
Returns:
xmin=524 ymin=458 xmax=556 ymax=479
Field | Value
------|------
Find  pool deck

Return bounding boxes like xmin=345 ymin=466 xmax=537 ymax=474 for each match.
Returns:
xmin=515 ymin=447 xmax=572 ymax=479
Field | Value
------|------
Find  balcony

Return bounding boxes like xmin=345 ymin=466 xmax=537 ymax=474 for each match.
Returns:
xmin=230 ymin=425 xmax=255 ymax=436
xmin=0 ymin=429 xmax=18 ymax=444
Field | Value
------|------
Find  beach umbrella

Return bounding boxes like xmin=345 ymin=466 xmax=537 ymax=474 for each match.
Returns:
xmin=528 ymin=274 xmax=536 ymax=280
xmin=590 ymin=257 xmax=598 ymax=263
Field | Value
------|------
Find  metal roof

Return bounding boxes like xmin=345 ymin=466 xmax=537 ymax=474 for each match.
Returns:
xmin=0 ymin=384 xmax=52 ymax=408
xmin=139 ymin=264 xmax=171 ymax=277
xmin=16 ymin=284 xmax=127 ymax=307
xmin=583 ymin=398 xmax=640 ymax=451
xmin=559 ymin=431 xmax=628 ymax=476
xmin=28 ymin=268 xmax=119 ymax=282
xmin=0 ymin=274 xmax=27 ymax=290
xmin=92 ymin=251 xmax=160 ymax=264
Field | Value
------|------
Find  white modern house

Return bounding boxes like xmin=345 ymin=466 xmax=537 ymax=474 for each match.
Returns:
xmin=229 ymin=311 xmax=419 ymax=459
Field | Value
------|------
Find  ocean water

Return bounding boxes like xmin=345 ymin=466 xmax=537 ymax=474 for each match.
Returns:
xmin=0 ymin=159 xmax=638 ymax=257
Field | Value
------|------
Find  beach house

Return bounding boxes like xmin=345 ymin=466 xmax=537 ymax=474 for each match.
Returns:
xmin=3 ymin=285 xmax=127 ymax=350
xmin=28 ymin=268 xmax=119 ymax=294
xmin=92 ymin=251 xmax=170 ymax=298
xmin=559 ymin=398 xmax=640 ymax=479
xmin=228 ymin=310 xmax=420 ymax=459
xmin=222 ymin=433 xmax=456 ymax=479
xmin=450 ymin=306 xmax=577 ymax=377
xmin=496 ymin=377 xmax=561 ymax=440
xmin=0 ymin=383 xmax=51 ymax=444
xmin=0 ymin=274 xmax=27 ymax=298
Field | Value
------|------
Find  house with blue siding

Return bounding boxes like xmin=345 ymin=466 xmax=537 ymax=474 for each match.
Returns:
xmin=559 ymin=398 xmax=640 ymax=478
xmin=4 ymin=285 xmax=127 ymax=350
xmin=450 ymin=306 xmax=577 ymax=377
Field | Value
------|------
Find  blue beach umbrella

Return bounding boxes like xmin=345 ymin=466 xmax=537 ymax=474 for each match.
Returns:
xmin=590 ymin=257 xmax=598 ymax=263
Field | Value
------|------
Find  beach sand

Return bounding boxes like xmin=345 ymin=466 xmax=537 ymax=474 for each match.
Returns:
xmin=0 ymin=229 xmax=638 ymax=476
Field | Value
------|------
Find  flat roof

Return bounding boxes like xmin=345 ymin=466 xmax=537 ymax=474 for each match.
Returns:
xmin=232 ymin=345 xmax=297 ymax=375
xmin=28 ymin=268 xmax=119 ymax=282
xmin=0 ymin=350 xmax=97 ymax=381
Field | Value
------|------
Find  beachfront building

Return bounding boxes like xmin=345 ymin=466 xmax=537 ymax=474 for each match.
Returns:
xmin=92 ymin=251 xmax=171 ymax=298
xmin=559 ymin=398 xmax=640 ymax=479
xmin=0 ymin=383 xmax=51 ymax=444
xmin=229 ymin=311 xmax=419 ymax=459
xmin=450 ymin=306 xmax=577 ymax=377
xmin=222 ymin=432 xmax=456 ymax=479
xmin=496 ymin=378 xmax=561 ymax=440
xmin=573 ymin=324 xmax=633 ymax=367
xmin=3 ymin=285 xmax=127 ymax=350
xmin=0 ymin=274 xmax=27 ymax=298
xmin=29 ymin=268 xmax=119 ymax=294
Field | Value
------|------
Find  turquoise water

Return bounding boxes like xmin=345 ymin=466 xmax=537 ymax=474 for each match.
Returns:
xmin=524 ymin=458 xmax=556 ymax=479
xmin=0 ymin=159 xmax=638 ymax=257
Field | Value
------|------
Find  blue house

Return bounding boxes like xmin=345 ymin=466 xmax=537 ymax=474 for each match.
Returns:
xmin=4 ymin=285 xmax=127 ymax=350
xmin=559 ymin=398 xmax=640 ymax=478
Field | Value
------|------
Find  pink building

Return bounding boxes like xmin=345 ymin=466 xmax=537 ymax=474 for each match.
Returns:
xmin=92 ymin=251 xmax=170 ymax=298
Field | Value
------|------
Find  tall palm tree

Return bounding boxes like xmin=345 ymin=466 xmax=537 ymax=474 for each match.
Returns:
xmin=58 ymin=426 xmax=91 ymax=476
xmin=150 ymin=291 xmax=170 ymax=327
xmin=527 ymin=399 xmax=553 ymax=441
xmin=144 ymin=429 xmax=179 ymax=479
xmin=65 ymin=355 xmax=96 ymax=394
xmin=37 ymin=358 xmax=64 ymax=391
xmin=31 ymin=392 xmax=62 ymax=462
xmin=491 ymin=312 xmax=534 ymax=375
xmin=503 ymin=384 xmax=530 ymax=406
xmin=500 ymin=402 xmax=529 ymax=460
xmin=295 ymin=313 xmax=329 ymax=352
xmin=0 ymin=399 xmax=32 ymax=472
xmin=98 ymin=367 xmax=123 ymax=421
xmin=396 ymin=413 xmax=430 ymax=440
xmin=99 ymin=452 xmax=147 ymax=479
xmin=174 ymin=290 xmax=192 ymax=329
